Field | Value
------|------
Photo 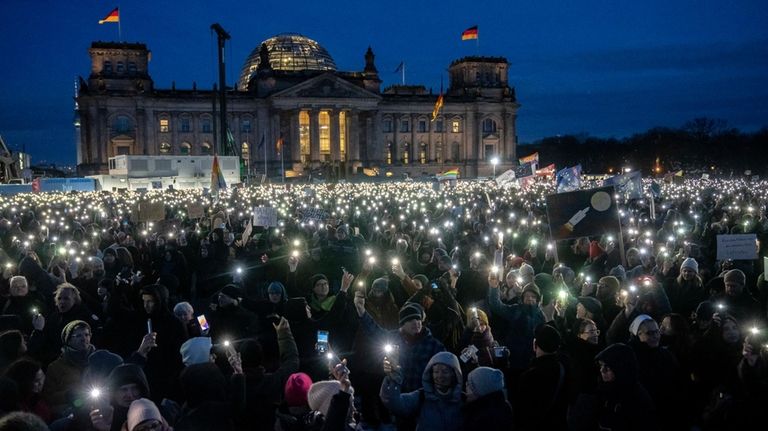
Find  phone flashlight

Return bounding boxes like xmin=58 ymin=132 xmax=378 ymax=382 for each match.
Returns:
xmin=236 ymin=267 xmax=243 ymax=274
xmin=291 ymin=250 xmax=299 ymax=258
xmin=558 ymin=290 xmax=568 ymax=300
xmin=392 ymin=258 xmax=399 ymax=266
xmin=223 ymin=339 xmax=231 ymax=347
xmin=90 ymin=387 xmax=102 ymax=400
xmin=384 ymin=344 xmax=393 ymax=354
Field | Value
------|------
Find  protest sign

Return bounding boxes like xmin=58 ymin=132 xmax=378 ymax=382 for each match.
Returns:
xmin=546 ymin=186 xmax=620 ymax=241
xmin=603 ymin=171 xmax=642 ymax=199
xmin=716 ymin=234 xmax=758 ymax=261
xmin=187 ymin=202 xmax=204 ymax=219
xmin=514 ymin=163 xmax=534 ymax=179
xmin=495 ymin=169 xmax=516 ymax=186
xmin=556 ymin=165 xmax=582 ymax=193
xmin=300 ymin=208 xmax=330 ymax=223
xmin=252 ymin=207 xmax=278 ymax=227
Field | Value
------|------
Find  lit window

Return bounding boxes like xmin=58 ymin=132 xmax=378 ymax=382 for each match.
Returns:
xmin=420 ymin=143 xmax=427 ymax=164
xmin=383 ymin=119 xmax=392 ymax=133
xmin=180 ymin=118 xmax=191 ymax=133
xmin=319 ymin=111 xmax=330 ymax=154
xmin=386 ymin=142 xmax=392 ymax=165
xmin=299 ymin=111 xmax=310 ymax=163
xmin=339 ymin=111 xmax=346 ymax=159
xmin=451 ymin=120 xmax=461 ymax=133
xmin=418 ymin=120 xmax=427 ymax=133
xmin=201 ymin=118 xmax=212 ymax=133
xmin=241 ymin=119 xmax=251 ymax=133
xmin=159 ymin=142 xmax=171 ymax=154
xmin=403 ymin=143 xmax=409 ymax=164
xmin=159 ymin=119 xmax=169 ymax=133
xmin=401 ymin=119 xmax=410 ymax=133
xmin=180 ymin=142 xmax=191 ymax=155
xmin=241 ymin=142 xmax=250 ymax=159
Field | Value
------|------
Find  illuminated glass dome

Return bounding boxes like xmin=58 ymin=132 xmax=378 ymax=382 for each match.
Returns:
xmin=238 ymin=33 xmax=337 ymax=89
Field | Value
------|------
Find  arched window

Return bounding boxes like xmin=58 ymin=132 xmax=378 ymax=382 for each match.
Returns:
xmin=180 ymin=142 xmax=191 ymax=155
xmin=113 ymin=115 xmax=132 ymax=134
xmin=482 ymin=118 xmax=497 ymax=134
xmin=159 ymin=142 xmax=171 ymax=154
xmin=200 ymin=142 xmax=212 ymax=155
xmin=201 ymin=117 xmax=212 ymax=133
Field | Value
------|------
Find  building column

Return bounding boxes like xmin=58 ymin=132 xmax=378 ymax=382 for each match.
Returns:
xmin=330 ymin=110 xmax=340 ymax=162
xmin=256 ymin=106 xmax=269 ymax=165
xmin=391 ymin=114 xmax=399 ymax=163
xmin=410 ymin=114 xmax=417 ymax=164
xmin=349 ymin=110 xmax=360 ymax=163
xmin=290 ymin=111 xmax=301 ymax=170
xmin=371 ymin=112 xmax=382 ymax=165
xmin=135 ymin=109 xmax=145 ymax=156
xmin=310 ymin=109 xmax=321 ymax=166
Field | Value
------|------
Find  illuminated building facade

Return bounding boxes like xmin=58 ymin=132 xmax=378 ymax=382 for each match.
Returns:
xmin=76 ymin=34 xmax=519 ymax=178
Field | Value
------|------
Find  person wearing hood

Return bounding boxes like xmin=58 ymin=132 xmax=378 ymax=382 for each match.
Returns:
xmin=207 ymin=284 xmax=259 ymax=343
xmin=87 ymin=364 xmax=152 ymax=431
xmin=174 ymin=362 xmax=237 ymax=431
xmin=572 ymin=343 xmax=659 ymax=431
xmin=606 ymin=278 xmax=672 ymax=345
xmin=2 ymin=358 xmax=52 ymax=423
xmin=137 ymin=284 xmax=185 ymax=403
xmin=515 ymin=323 xmax=568 ymax=431
xmin=42 ymin=319 xmax=95 ymax=416
xmin=460 ymin=367 xmax=513 ymax=431
xmin=595 ymin=276 xmax=623 ymax=324
xmin=627 ymin=314 xmax=687 ymax=431
xmin=710 ymin=269 xmax=761 ymax=324
xmin=244 ymin=281 xmax=288 ymax=369
xmin=662 ymin=258 xmax=708 ymax=319
xmin=380 ymin=351 xmax=464 ymax=431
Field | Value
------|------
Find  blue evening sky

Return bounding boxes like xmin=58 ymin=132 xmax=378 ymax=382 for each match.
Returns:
xmin=1 ymin=0 xmax=766 ymax=165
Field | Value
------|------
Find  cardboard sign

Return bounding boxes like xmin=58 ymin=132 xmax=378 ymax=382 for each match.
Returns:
xmin=300 ymin=208 xmax=329 ymax=223
xmin=187 ymin=202 xmax=205 ymax=219
xmin=546 ymin=186 xmax=620 ymax=241
xmin=716 ymin=234 xmax=758 ymax=261
xmin=137 ymin=201 xmax=165 ymax=222
xmin=495 ymin=169 xmax=516 ymax=186
xmin=252 ymin=207 xmax=278 ymax=227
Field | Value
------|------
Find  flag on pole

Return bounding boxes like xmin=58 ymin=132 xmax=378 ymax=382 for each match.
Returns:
xmin=211 ymin=154 xmax=227 ymax=193
xmin=437 ymin=169 xmax=459 ymax=181
xmin=518 ymin=152 xmax=539 ymax=165
xmin=394 ymin=62 xmax=404 ymax=73
xmin=431 ymin=93 xmax=444 ymax=122
xmin=461 ymin=26 xmax=478 ymax=40
xmin=556 ymin=165 xmax=582 ymax=193
xmin=276 ymin=136 xmax=284 ymax=155
xmin=99 ymin=7 xmax=120 ymax=24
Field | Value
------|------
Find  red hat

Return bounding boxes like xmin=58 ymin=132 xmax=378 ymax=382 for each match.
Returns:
xmin=284 ymin=372 xmax=313 ymax=407
xmin=509 ymin=256 xmax=524 ymax=269
xmin=589 ymin=240 xmax=603 ymax=259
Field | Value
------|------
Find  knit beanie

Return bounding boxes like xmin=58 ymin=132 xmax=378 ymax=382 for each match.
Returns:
xmin=399 ymin=302 xmax=425 ymax=326
xmin=694 ymin=301 xmax=716 ymax=322
xmin=552 ymin=266 xmax=576 ymax=284
xmin=219 ymin=284 xmax=242 ymax=299
xmin=239 ymin=339 xmax=264 ymax=369
xmin=628 ymin=314 xmax=655 ymax=336
xmin=466 ymin=308 xmax=489 ymax=326
xmin=284 ymin=373 xmax=313 ymax=407
xmin=534 ymin=324 xmax=561 ymax=353
xmin=371 ymin=277 xmax=389 ymax=292
xmin=680 ymin=258 xmax=699 ymax=273
xmin=466 ymin=367 xmax=505 ymax=400
xmin=308 ymin=274 xmax=329 ymax=291
xmin=598 ymin=276 xmax=620 ymax=293
xmin=533 ymin=273 xmax=554 ymax=294
xmin=609 ymin=265 xmax=627 ymax=282
xmin=308 ymin=380 xmax=350 ymax=416
xmin=85 ymin=350 xmax=124 ymax=382
xmin=723 ymin=269 xmax=746 ymax=286
xmin=577 ymin=296 xmax=603 ymax=315
xmin=412 ymin=274 xmax=429 ymax=289
xmin=180 ymin=337 xmax=212 ymax=366
xmin=61 ymin=320 xmax=91 ymax=344
xmin=521 ymin=283 xmax=541 ymax=302
xmin=518 ymin=263 xmax=535 ymax=279
xmin=126 ymin=398 xmax=163 ymax=431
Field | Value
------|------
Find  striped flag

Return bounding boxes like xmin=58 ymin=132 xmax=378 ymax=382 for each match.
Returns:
xmin=99 ymin=7 xmax=119 ymax=24
xmin=437 ymin=168 xmax=459 ymax=181
xmin=211 ymin=154 xmax=227 ymax=193
xmin=461 ymin=26 xmax=478 ymax=40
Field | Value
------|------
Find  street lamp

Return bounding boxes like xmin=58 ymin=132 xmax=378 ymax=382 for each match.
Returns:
xmin=491 ymin=156 xmax=500 ymax=178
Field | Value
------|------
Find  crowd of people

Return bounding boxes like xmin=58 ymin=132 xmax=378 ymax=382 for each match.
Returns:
xmin=0 ymin=177 xmax=767 ymax=431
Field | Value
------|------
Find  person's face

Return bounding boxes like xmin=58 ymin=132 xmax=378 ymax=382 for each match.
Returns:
xmin=56 ymin=289 xmax=76 ymax=313
xmin=32 ymin=369 xmax=45 ymax=394
xmin=401 ymin=319 xmax=422 ymax=336
xmin=599 ymin=361 xmax=615 ymax=382
xmin=175 ymin=309 xmax=193 ymax=322
xmin=335 ymin=229 xmax=347 ymax=241
xmin=576 ymin=303 xmax=588 ymax=319
xmin=638 ymin=320 xmax=661 ymax=348
xmin=142 ymin=294 xmax=157 ymax=315
xmin=522 ymin=291 xmax=538 ymax=305
xmin=681 ymin=268 xmax=696 ymax=281
xmin=114 ymin=383 xmax=142 ymax=408
xmin=103 ymin=254 xmax=115 ymax=264
xmin=9 ymin=280 xmax=28 ymax=297
xmin=722 ymin=320 xmax=741 ymax=344
xmin=134 ymin=420 xmax=163 ymax=431
xmin=313 ymin=279 xmax=329 ymax=298
xmin=431 ymin=363 xmax=455 ymax=390
xmin=579 ymin=323 xmax=600 ymax=345
xmin=724 ymin=281 xmax=742 ymax=297
xmin=68 ymin=327 xmax=91 ymax=351
xmin=268 ymin=292 xmax=282 ymax=304
xmin=660 ymin=316 xmax=675 ymax=336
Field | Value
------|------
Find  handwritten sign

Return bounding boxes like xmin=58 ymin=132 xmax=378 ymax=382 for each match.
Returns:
xmin=137 ymin=201 xmax=165 ymax=222
xmin=252 ymin=207 xmax=278 ymax=227
xmin=716 ymin=234 xmax=758 ymax=261
xmin=187 ymin=202 xmax=204 ymax=219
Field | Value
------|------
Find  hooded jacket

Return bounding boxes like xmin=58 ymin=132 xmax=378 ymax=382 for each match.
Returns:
xmin=380 ymin=352 xmax=464 ymax=431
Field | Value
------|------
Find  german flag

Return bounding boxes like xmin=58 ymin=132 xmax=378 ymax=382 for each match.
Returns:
xmin=99 ymin=7 xmax=119 ymax=24
xmin=461 ymin=26 xmax=478 ymax=40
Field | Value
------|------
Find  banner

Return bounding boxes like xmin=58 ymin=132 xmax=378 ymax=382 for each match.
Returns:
xmin=603 ymin=171 xmax=642 ymax=200
xmin=546 ymin=186 xmax=620 ymax=240
xmin=536 ymin=163 xmax=556 ymax=177
xmin=514 ymin=163 xmax=534 ymax=179
xmin=252 ymin=207 xmax=278 ymax=227
xmin=716 ymin=234 xmax=758 ymax=261
xmin=495 ymin=169 xmax=516 ymax=186
xmin=138 ymin=201 xmax=165 ymax=222
xmin=556 ymin=165 xmax=582 ymax=193
xmin=299 ymin=208 xmax=330 ymax=224
xmin=187 ymin=202 xmax=205 ymax=219
xmin=518 ymin=152 xmax=539 ymax=166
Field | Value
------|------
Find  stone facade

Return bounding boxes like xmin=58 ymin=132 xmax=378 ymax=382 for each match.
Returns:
xmin=76 ymin=35 xmax=519 ymax=178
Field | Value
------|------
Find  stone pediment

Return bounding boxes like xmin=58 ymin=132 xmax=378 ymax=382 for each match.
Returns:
xmin=271 ymin=73 xmax=381 ymax=100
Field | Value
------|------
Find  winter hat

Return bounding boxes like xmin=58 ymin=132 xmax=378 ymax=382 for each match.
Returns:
xmin=412 ymin=274 xmax=429 ymax=289
xmin=107 ymin=364 xmax=149 ymax=398
xmin=694 ymin=301 xmax=716 ymax=322
xmin=509 ymin=256 xmax=525 ymax=269
xmin=680 ymin=258 xmax=699 ymax=273
xmin=219 ymin=284 xmax=242 ymax=299
xmin=628 ymin=314 xmax=655 ymax=336
xmin=466 ymin=308 xmax=489 ymax=326
xmin=598 ymin=276 xmax=620 ymax=293
xmin=61 ymin=320 xmax=91 ymax=344
xmin=577 ymin=296 xmax=603 ymax=315
xmin=521 ymin=283 xmax=541 ymax=302
xmin=308 ymin=380 xmax=347 ymax=416
xmin=466 ymin=367 xmax=505 ymax=400
xmin=589 ymin=241 xmax=603 ymax=259
xmin=518 ymin=263 xmax=535 ymax=279
xmin=267 ymin=282 xmax=285 ymax=295
xmin=609 ymin=265 xmax=627 ymax=282
xmin=533 ymin=273 xmax=555 ymax=294
xmin=723 ymin=269 xmax=746 ymax=286
xmin=399 ymin=302 xmax=425 ymax=326
xmin=371 ymin=277 xmax=389 ymax=292
xmin=308 ymin=274 xmax=329 ymax=290
xmin=180 ymin=337 xmax=213 ymax=366
xmin=239 ymin=339 xmax=264 ymax=369
xmin=534 ymin=324 xmax=561 ymax=353
xmin=126 ymin=398 xmax=163 ymax=431
xmin=552 ymin=266 xmax=576 ymax=284
xmin=85 ymin=350 xmax=124 ymax=382
xmin=284 ymin=372 xmax=313 ymax=407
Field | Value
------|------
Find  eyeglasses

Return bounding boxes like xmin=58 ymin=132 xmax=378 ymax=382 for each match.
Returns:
xmin=582 ymin=329 xmax=600 ymax=335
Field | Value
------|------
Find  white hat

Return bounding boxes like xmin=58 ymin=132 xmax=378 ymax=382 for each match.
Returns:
xmin=126 ymin=398 xmax=162 ymax=431
xmin=629 ymin=314 xmax=655 ymax=336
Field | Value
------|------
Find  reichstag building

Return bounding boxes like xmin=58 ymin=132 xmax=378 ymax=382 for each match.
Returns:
xmin=76 ymin=34 xmax=519 ymax=178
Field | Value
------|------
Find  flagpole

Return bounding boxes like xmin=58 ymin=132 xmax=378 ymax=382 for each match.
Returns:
xmin=118 ymin=4 xmax=122 ymax=41
xmin=402 ymin=63 xmax=405 ymax=85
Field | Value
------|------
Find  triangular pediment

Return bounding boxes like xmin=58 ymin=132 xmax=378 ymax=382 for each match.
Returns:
xmin=270 ymin=73 xmax=381 ymax=100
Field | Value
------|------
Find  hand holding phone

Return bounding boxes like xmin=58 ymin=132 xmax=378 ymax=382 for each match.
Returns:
xmin=315 ymin=330 xmax=329 ymax=353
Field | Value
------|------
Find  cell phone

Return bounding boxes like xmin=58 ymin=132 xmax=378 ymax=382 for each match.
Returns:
xmin=460 ymin=345 xmax=478 ymax=363
xmin=493 ymin=346 xmax=508 ymax=358
xmin=197 ymin=315 xmax=209 ymax=332
xmin=431 ymin=282 xmax=439 ymax=290
xmin=147 ymin=318 xmax=153 ymax=335
xmin=316 ymin=330 xmax=329 ymax=353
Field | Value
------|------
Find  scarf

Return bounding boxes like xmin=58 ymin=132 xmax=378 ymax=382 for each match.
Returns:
xmin=310 ymin=294 xmax=337 ymax=312
xmin=61 ymin=344 xmax=96 ymax=368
